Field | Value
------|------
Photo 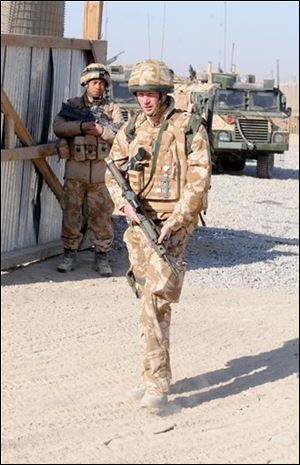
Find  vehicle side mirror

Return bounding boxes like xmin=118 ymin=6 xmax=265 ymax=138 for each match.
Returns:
xmin=286 ymin=107 xmax=292 ymax=117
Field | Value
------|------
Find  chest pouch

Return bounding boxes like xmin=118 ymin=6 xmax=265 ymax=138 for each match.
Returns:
xmin=85 ymin=135 xmax=97 ymax=160
xmin=127 ymin=168 xmax=144 ymax=194
xmin=97 ymin=141 xmax=109 ymax=160
xmin=73 ymin=136 xmax=86 ymax=161
xmin=56 ymin=138 xmax=71 ymax=159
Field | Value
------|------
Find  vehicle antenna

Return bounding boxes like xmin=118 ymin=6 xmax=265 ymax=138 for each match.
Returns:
xmin=231 ymin=42 xmax=235 ymax=72
xmin=161 ymin=2 xmax=166 ymax=60
xmin=223 ymin=1 xmax=227 ymax=72
xmin=147 ymin=14 xmax=151 ymax=58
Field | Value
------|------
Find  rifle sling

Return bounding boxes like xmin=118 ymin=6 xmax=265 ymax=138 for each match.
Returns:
xmin=184 ymin=113 xmax=203 ymax=154
xmin=137 ymin=118 xmax=169 ymax=197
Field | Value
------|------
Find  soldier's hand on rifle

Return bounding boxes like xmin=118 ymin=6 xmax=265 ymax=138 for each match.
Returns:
xmin=158 ymin=224 xmax=172 ymax=245
xmin=123 ymin=203 xmax=140 ymax=224
xmin=81 ymin=121 xmax=104 ymax=136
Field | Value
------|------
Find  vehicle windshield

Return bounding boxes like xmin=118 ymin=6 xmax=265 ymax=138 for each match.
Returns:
xmin=249 ymin=91 xmax=278 ymax=111
xmin=112 ymin=81 xmax=135 ymax=102
xmin=215 ymin=89 xmax=245 ymax=110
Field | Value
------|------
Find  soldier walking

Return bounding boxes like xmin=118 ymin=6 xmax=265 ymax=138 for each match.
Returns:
xmin=106 ymin=60 xmax=212 ymax=408
xmin=53 ymin=63 xmax=124 ymax=276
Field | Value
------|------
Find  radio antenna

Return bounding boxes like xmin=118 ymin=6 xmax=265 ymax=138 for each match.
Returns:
xmin=147 ymin=14 xmax=151 ymax=57
xmin=223 ymin=1 xmax=227 ymax=72
xmin=161 ymin=2 xmax=166 ymax=60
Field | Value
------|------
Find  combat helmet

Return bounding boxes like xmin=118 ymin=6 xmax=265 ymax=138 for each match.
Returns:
xmin=80 ymin=63 xmax=111 ymax=87
xmin=128 ymin=59 xmax=174 ymax=94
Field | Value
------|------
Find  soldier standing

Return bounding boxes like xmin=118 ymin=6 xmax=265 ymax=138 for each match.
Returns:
xmin=53 ymin=63 xmax=124 ymax=276
xmin=105 ymin=60 xmax=212 ymax=408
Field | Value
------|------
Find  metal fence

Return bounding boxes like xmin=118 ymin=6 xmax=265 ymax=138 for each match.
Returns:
xmin=1 ymin=33 xmax=107 ymax=269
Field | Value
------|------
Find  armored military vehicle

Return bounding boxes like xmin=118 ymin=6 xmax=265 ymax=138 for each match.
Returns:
xmin=191 ymin=72 xmax=291 ymax=178
xmin=107 ymin=64 xmax=139 ymax=121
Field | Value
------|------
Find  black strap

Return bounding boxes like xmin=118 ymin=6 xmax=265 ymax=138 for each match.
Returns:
xmin=184 ymin=113 xmax=203 ymax=154
xmin=125 ymin=111 xmax=140 ymax=143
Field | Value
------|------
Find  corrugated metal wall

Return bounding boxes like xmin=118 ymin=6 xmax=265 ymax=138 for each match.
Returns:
xmin=1 ymin=43 xmax=87 ymax=254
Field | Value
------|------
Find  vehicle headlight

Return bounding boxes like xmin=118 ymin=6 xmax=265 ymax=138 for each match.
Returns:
xmin=218 ymin=131 xmax=231 ymax=142
xmin=273 ymin=132 xmax=284 ymax=144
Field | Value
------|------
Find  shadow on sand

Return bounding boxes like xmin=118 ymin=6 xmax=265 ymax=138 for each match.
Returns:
xmin=160 ymin=338 xmax=299 ymax=416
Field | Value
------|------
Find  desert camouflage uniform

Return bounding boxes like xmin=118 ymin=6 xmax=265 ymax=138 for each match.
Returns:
xmin=53 ymin=93 xmax=124 ymax=252
xmin=106 ymin=96 xmax=211 ymax=395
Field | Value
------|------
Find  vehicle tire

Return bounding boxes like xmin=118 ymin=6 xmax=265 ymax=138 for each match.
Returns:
xmin=256 ymin=154 xmax=274 ymax=179
xmin=212 ymin=158 xmax=223 ymax=174
xmin=222 ymin=158 xmax=246 ymax=172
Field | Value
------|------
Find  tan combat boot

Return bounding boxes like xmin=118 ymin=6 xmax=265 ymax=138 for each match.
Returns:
xmin=140 ymin=392 xmax=168 ymax=409
xmin=127 ymin=386 xmax=146 ymax=402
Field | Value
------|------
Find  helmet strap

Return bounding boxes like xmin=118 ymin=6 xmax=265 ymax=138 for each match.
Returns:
xmin=150 ymin=94 xmax=168 ymax=118
xmin=86 ymin=93 xmax=103 ymax=104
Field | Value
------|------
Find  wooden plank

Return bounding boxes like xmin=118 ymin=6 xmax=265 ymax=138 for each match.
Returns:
xmin=83 ymin=1 xmax=103 ymax=40
xmin=1 ymin=33 xmax=96 ymax=51
xmin=1 ymin=87 xmax=35 ymax=144
xmin=90 ymin=39 xmax=107 ymax=63
xmin=1 ymin=240 xmax=63 ymax=270
xmin=1 ymin=239 xmax=91 ymax=270
xmin=1 ymin=143 xmax=58 ymax=162
xmin=3 ymin=115 xmax=15 ymax=148
xmin=1 ymin=87 xmax=63 ymax=202
xmin=31 ymin=159 xmax=63 ymax=203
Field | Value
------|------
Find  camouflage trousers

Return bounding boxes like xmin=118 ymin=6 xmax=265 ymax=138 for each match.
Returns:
xmin=61 ymin=179 xmax=114 ymax=252
xmin=124 ymin=223 xmax=189 ymax=395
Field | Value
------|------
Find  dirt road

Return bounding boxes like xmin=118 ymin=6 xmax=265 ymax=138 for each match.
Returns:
xmin=1 ymin=136 xmax=299 ymax=464
xmin=1 ymin=252 xmax=298 ymax=464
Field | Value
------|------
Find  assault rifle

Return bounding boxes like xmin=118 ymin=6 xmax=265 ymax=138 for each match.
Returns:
xmin=58 ymin=102 xmax=120 ymax=133
xmin=106 ymin=149 xmax=179 ymax=278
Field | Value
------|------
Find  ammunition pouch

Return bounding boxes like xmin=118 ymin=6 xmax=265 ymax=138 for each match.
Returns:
xmin=97 ymin=141 xmax=109 ymax=160
xmin=56 ymin=138 xmax=71 ymax=159
xmin=73 ymin=136 xmax=86 ymax=161
xmin=127 ymin=169 xmax=144 ymax=195
xmin=72 ymin=135 xmax=109 ymax=161
xmin=126 ymin=268 xmax=142 ymax=299
xmin=85 ymin=135 xmax=97 ymax=160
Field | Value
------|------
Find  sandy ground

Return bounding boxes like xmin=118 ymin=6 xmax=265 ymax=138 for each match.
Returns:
xmin=1 ymin=135 xmax=299 ymax=465
xmin=1 ymin=247 xmax=299 ymax=464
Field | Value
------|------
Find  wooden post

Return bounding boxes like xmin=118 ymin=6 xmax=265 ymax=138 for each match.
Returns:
xmin=1 ymin=87 xmax=63 ymax=203
xmin=83 ymin=1 xmax=103 ymax=40
xmin=3 ymin=116 xmax=15 ymax=148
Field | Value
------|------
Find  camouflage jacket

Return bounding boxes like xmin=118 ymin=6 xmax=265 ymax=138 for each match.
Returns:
xmin=53 ymin=93 xmax=124 ymax=144
xmin=106 ymin=97 xmax=212 ymax=232
xmin=53 ymin=93 xmax=124 ymax=183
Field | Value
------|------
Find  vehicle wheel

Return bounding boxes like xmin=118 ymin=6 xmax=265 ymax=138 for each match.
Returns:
xmin=256 ymin=154 xmax=274 ymax=179
xmin=212 ymin=158 xmax=223 ymax=174
xmin=222 ymin=158 xmax=246 ymax=172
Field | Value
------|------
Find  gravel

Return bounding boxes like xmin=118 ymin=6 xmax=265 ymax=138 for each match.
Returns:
xmin=113 ymin=135 xmax=299 ymax=292
xmin=185 ymin=135 xmax=299 ymax=291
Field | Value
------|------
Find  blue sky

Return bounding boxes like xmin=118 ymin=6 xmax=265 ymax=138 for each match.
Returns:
xmin=65 ymin=1 xmax=299 ymax=82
